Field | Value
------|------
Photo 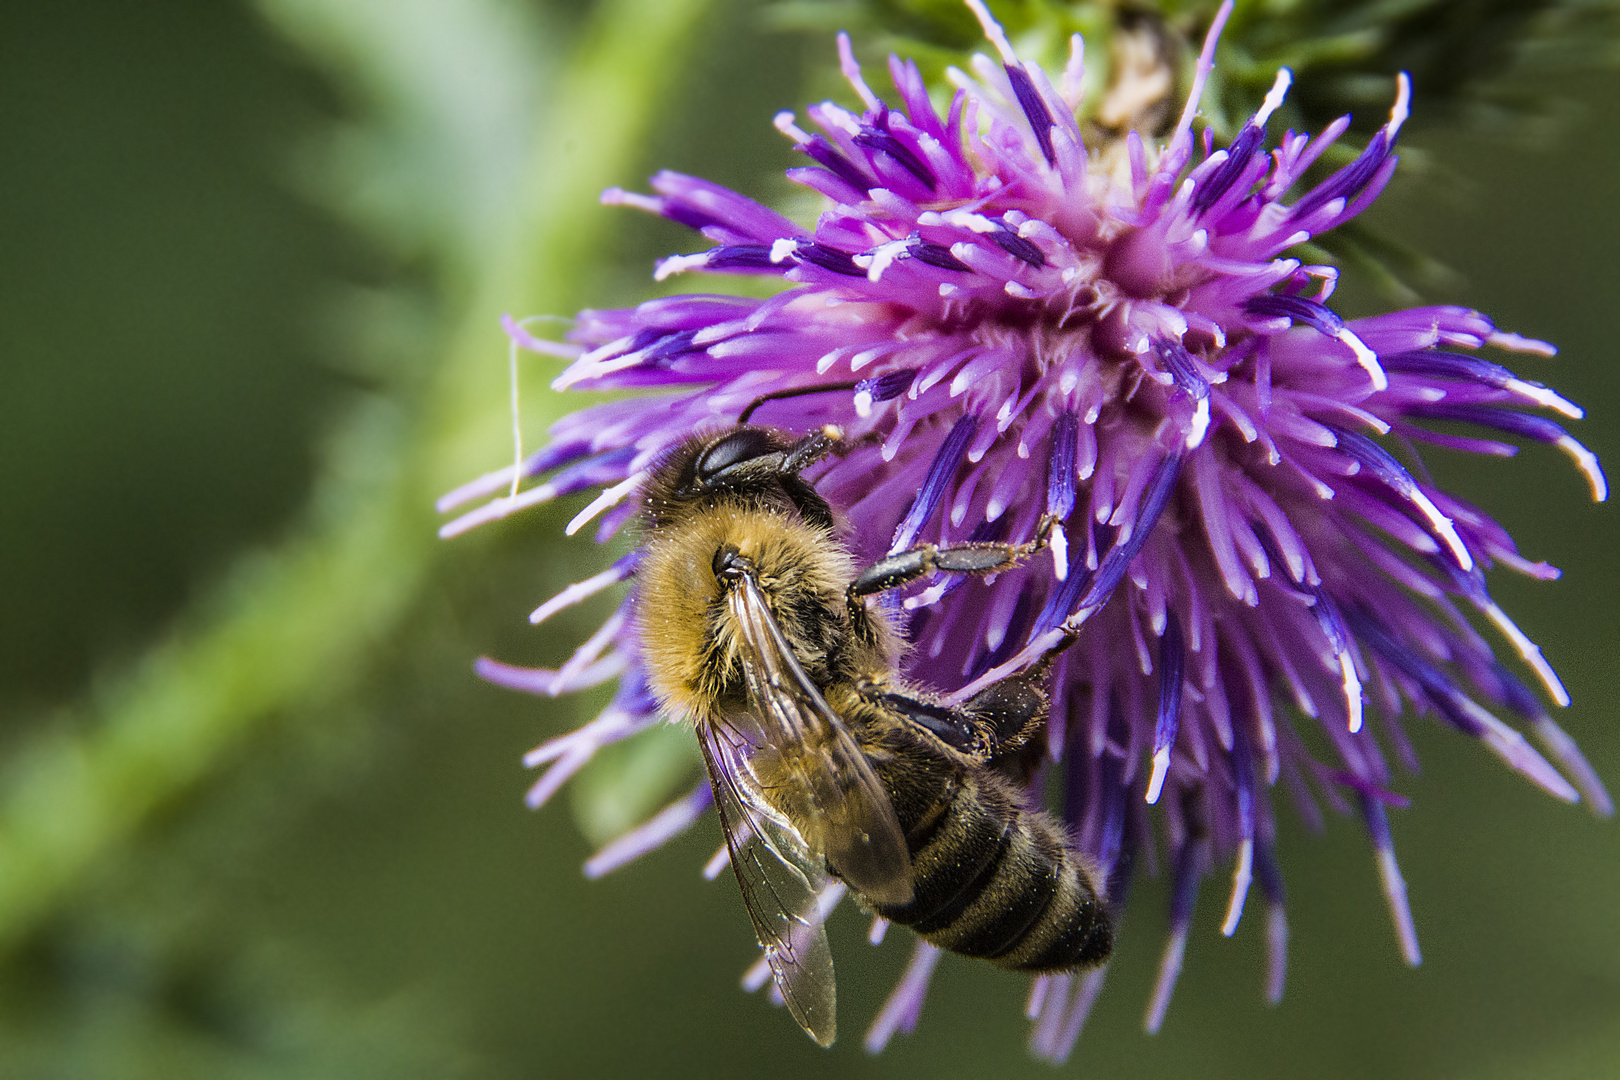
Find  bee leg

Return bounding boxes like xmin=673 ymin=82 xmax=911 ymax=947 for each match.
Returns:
xmin=960 ymin=673 xmax=1049 ymax=761
xmin=872 ymin=674 xmax=1049 ymax=764
xmin=871 ymin=690 xmax=986 ymax=756
xmin=846 ymin=515 xmax=1057 ymax=622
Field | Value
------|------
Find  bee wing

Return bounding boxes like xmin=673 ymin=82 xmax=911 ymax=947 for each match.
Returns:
xmin=697 ymin=718 xmax=838 ymax=1047
xmin=727 ymin=572 xmax=914 ymax=907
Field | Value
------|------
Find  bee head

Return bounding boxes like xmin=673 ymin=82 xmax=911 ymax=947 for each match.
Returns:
xmin=642 ymin=425 xmax=842 ymax=531
xmin=686 ymin=427 xmax=786 ymax=493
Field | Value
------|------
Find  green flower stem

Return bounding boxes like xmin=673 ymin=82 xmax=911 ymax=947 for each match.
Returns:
xmin=0 ymin=0 xmax=716 ymax=952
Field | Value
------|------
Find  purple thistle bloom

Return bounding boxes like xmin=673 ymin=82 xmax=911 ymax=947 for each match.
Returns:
xmin=440 ymin=0 xmax=1609 ymax=1058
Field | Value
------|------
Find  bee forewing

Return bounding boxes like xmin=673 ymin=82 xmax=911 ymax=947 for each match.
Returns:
xmin=777 ymin=924 xmax=837 ymax=1047
xmin=728 ymin=574 xmax=914 ymax=906
xmin=810 ymin=756 xmax=914 ymax=906
xmin=698 ymin=720 xmax=838 ymax=1047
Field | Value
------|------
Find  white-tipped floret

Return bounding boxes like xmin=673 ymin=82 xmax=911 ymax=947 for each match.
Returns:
xmin=1336 ymin=326 xmax=1389 ymax=391
xmin=1220 ymin=838 xmax=1254 ymax=936
xmin=1480 ymin=600 xmax=1571 ymax=707
xmin=1556 ymin=434 xmax=1608 ymax=502
xmin=565 ymin=472 xmax=643 ymax=537
xmin=1376 ymin=844 xmax=1421 ymax=966
xmin=1254 ymin=69 xmax=1293 ymax=128
xmin=837 ymin=32 xmax=881 ymax=111
xmin=1387 ymin=72 xmax=1412 ymax=138
xmin=773 ymin=110 xmax=811 ymax=143
xmin=1340 ymin=649 xmax=1365 ymax=733
xmin=964 ymin=0 xmax=1019 ymax=64
xmin=1145 ymin=746 xmax=1172 ymax=804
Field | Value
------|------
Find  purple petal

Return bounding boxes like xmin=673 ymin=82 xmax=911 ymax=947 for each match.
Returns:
xmin=892 ymin=414 xmax=978 ymax=551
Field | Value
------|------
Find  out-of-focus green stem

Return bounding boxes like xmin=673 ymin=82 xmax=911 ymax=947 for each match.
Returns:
xmin=0 ymin=0 xmax=715 ymax=952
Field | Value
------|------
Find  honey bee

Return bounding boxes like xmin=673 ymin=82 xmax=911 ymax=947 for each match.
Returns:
xmin=636 ymin=425 xmax=1113 ymax=1046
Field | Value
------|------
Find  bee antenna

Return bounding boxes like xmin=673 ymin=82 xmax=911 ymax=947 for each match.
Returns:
xmin=781 ymin=427 xmax=844 ymax=474
xmin=737 ymin=381 xmax=861 ymax=424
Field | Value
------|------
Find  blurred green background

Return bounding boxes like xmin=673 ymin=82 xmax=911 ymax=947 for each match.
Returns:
xmin=1 ymin=0 xmax=1616 ymax=1077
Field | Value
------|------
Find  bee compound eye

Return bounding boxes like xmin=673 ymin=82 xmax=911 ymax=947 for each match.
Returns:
xmin=695 ymin=428 xmax=778 ymax=485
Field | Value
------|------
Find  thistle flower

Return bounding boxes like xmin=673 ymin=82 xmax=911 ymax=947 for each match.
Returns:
xmin=438 ymin=0 xmax=1609 ymax=1059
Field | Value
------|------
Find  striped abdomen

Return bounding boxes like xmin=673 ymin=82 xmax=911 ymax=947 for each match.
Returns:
xmin=873 ymin=769 xmax=1112 ymax=971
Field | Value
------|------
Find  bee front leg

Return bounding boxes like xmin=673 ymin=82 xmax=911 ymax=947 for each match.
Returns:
xmin=845 ymin=515 xmax=1057 ymax=625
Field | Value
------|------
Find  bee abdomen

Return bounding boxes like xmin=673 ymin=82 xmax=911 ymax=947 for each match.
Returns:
xmin=876 ymin=778 xmax=1112 ymax=972
xmin=998 ymin=871 xmax=1113 ymax=971
xmin=986 ymin=832 xmax=1113 ymax=972
xmin=876 ymin=777 xmax=1009 ymax=933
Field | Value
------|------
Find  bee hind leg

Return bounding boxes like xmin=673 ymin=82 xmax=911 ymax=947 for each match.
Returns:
xmin=874 ymin=673 xmax=1048 ymax=764
xmin=960 ymin=673 xmax=1049 ymax=761
xmin=872 ymin=691 xmax=985 ymax=755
